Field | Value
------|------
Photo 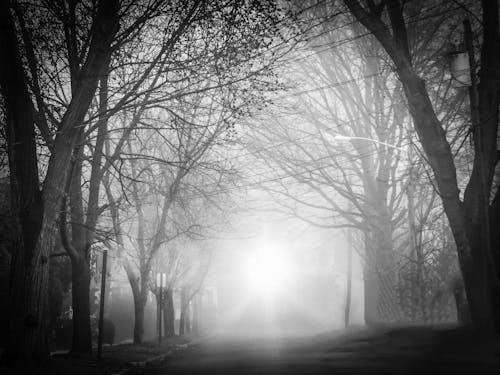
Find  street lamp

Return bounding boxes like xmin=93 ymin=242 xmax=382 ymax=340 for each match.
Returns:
xmin=156 ymin=272 xmax=166 ymax=345
xmin=329 ymin=134 xmax=406 ymax=151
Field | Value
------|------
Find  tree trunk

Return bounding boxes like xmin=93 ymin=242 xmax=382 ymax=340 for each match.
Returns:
xmin=1 ymin=0 xmax=45 ymax=362
xmin=461 ymin=213 xmax=500 ymax=332
xmin=451 ymin=275 xmax=470 ymax=324
xmin=185 ymin=302 xmax=191 ymax=334
xmin=130 ymin=278 xmax=146 ymax=344
xmin=490 ymin=193 xmax=500 ymax=276
xmin=192 ymin=294 xmax=201 ymax=335
xmin=163 ymin=288 xmax=175 ymax=337
xmin=134 ymin=298 xmax=145 ymax=344
xmin=363 ymin=231 xmax=401 ymax=326
xmin=20 ymin=219 xmax=55 ymax=361
xmin=345 ymin=243 xmax=352 ymax=328
xmin=71 ymin=255 xmax=92 ymax=354
xmin=179 ymin=288 xmax=188 ymax=336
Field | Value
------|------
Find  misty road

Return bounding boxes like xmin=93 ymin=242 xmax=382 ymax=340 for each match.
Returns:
xmin=130 ymin=327 xmax=500 ymax=375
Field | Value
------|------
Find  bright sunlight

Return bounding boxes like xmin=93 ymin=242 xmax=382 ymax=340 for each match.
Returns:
xmin=243 ymin=244 xmax=293 ymax=297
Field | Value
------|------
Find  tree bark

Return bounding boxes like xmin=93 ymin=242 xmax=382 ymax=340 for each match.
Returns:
xmin=70 ymin=255 xmax=92 ymax=354
xmin=0 ymin=1 xmax=44 ymax=361
xmin=130 ymin=277 xmax=146 ymax=344
xmin=179 ymin=288 xmax=188 ymax=336
xmin=363 ymin=228 xmax=401 ymax=325
xmin=133 ymin=299 xmax=145 ymax=345
xmin=451 ymin=275 xmax=470 ymax=324
xmin=163 ymin=288 xmax=176 ymax=337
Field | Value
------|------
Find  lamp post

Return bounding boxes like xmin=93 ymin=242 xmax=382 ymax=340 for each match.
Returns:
xmin=156 ymin=272 xmax=166 ymax=345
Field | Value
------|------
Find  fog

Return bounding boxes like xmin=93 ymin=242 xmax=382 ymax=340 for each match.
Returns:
xmin=4 ymin=1 xmax=491 ymax=372
xmin=213 ymin=206 xmax=365 ymax=338
xmin=99 ymin=191 xmax=365 ymax=344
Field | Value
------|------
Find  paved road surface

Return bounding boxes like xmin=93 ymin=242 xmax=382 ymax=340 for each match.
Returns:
xmin=131 ymin=327 xmax=500 ymax=375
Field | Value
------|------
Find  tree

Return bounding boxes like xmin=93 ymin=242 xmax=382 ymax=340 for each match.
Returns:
xmin=245 ymin=20 xmax=411 ymax=324
xmin=152 ymin=232 xmax=218 ymax=337
xmin=98 ymin=0 xmax=296 ymax=342
xmin=104 ymin=82 xmax=259 ymax=342
xmin=0 ymin=0 xmax=120 ymax=361
xmin=2 ymin=0 xmax=297 ymax=358
xmin=177 ymin=246 xmax=212 ymax=336
xmin=342 ymin=0 xmax=500 ymax=334
xmin=57 ymin=0 xmax=210 ymax=354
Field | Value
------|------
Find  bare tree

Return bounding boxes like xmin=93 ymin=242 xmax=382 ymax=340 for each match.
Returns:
xmin=0 ymin=0 xmax=120 ymax=360
xmin=1 ymin=0 xmax=297 ymax=358
xmin=246 ymin=25 xmax=410 ymax=325
xmin=342 ymin=0 xmax=500 ymax=334
xmin=104 ymin=77 xmax=254 ymax=342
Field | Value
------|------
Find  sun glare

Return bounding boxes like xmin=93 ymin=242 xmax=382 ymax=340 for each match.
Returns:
xmin=244 ymin=245 xmax=291 ymax=296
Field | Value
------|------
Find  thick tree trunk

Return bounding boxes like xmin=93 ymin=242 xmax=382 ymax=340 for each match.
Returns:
xmin=130 ymin=278 xmax=146 ymax=344
xmin=22 ymin=219 xmax=56 ymax=361
xmin=1 ymin=0 xmax=45 ymax=362
xmin=134 ymin=299 xmax=145 ymax=344
xmin=71 ymin=256 xmax=92 ymax=354
xmin=163 ymin=288 xmax=175 ymax=337
xmin=363 ymin=231 xmax=401 ymax=325
xmin=363 ymin=263 xmax=379 ymax=326
xmin=490 ymin=194 xmax=500 ymax=275
xmin=451 ymin=275 xmax=470 ymax=324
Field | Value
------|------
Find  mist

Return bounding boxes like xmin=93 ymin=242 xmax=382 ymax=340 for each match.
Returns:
xmin=2 ymin=1 xmax=499 ymax=374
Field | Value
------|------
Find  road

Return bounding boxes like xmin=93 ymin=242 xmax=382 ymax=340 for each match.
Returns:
xmin=130 ymin=326 xmax=500 ymax=375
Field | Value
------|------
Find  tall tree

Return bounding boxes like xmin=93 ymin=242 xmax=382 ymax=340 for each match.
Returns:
xmin=0 ymin=0 xmax=119 ymax=361
xmin=247 ymin=21 xmax=410 ymax=324
xmin=343 ymin=0 xmax=500 ymax=334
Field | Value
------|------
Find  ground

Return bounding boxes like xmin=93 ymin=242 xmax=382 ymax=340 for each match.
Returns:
xmin=2 ymin=326 xmax=500 ymax=374
xmin=0 ymin=336 xmax=189 ymax=375
xmin=131 ymin=325 xmax=500 ymax=375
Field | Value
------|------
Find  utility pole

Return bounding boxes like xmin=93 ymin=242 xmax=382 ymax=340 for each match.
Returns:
xmin=97 ymin=249 xmax=108 ymax=360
